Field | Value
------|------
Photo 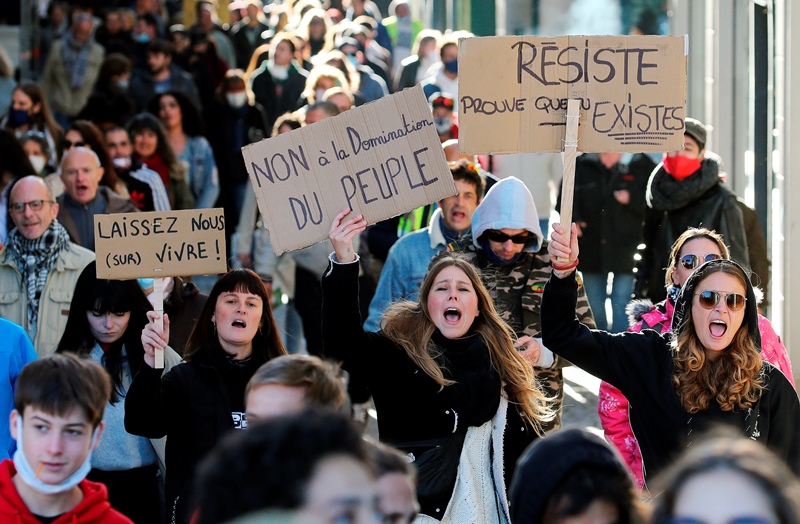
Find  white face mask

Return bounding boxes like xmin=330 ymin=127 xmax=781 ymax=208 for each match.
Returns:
xmin=315 ymin=88 xmax=326 ymax=102
xmin=111 ymin=157 xmax=132 ymax=170
xmin=226 ymin=92 xmax=248 ymax=108
xmin=28 ymin=155 xmax=46 ymax=173
xmin=13 ymin=416 xmax=99 ymax=495
xmin=426 ymin=51 xmax=439 ymax=63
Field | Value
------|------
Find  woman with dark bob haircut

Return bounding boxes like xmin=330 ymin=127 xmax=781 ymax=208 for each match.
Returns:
xmin=650 ymin=432 xmax=800 ymax=524
xmin=544 ymin=222 xmax=800 ymax=490
xmin=56 ymin=262 xmax=181 ymax=523
xmin=125 ymin=268 xmax=286 ymax=523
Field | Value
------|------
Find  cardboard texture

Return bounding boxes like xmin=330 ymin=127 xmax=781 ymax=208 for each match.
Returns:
xmin=94 ymin=208 xmax=227 ymax=279
xmin=458 ymin=35 xmax=688 ymax=154
xmin=241 ymin=84 xmax=457 ymax=254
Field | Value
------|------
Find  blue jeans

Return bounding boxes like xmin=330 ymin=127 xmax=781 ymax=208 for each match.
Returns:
xmin=582 ymin=272 xmax=635 ymax=332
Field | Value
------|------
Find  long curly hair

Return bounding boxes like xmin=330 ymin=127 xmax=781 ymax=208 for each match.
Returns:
xmin=380 ymin=252 xmax=552 ymax=433
xmin=671 ymin=264 xmax=763 ymax=413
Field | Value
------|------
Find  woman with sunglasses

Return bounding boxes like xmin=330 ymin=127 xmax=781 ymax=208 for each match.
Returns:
xmin=544 ymin=222 xmax=800 ymax=490
xmin=598 ymin=227 xmax=794 ymax=489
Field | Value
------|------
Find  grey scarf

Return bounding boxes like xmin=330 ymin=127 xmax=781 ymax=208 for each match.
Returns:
xmin=5 ymin=220 xmax=70 ymax=328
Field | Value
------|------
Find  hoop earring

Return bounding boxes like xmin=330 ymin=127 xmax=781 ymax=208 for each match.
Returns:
xmin=213 ymin=321 xmax=217 ymax=335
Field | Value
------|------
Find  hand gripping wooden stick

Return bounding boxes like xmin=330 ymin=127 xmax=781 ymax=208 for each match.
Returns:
xmin=153 ymin=277 xmax=164 ymax=369
xmin=557 ymin=99 xmax=581 ymax=265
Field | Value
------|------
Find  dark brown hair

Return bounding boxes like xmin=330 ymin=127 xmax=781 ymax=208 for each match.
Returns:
xmin=15 ymin=353 xmax=111 ymax=428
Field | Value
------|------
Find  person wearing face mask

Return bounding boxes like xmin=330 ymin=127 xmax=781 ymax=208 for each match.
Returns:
xmin=335 ymin=37 xmax=389 ymax=103
xmin=428 ymin=92 xmax=457 ymax=143
xmin=78 ymin=54 xmax=136 ymax=133
xmin=1 ymin=83 xmax=62 ymax=169
xmin=55 ymin=263 xmax=181 ymax=523
xmin=104 ymin=126 xmax=171 ymax=212
xmin=207 ymin=71 xmax=268 ymax=241
xmin=422 ymin=34 xmax=467 ymax=112
xmin=20 ymin=131 xmax=55 ymax=177
xmin=382 ymin=0 xmax=423 ymax=71
xmin=248 ymin=35 xmax=309 ymax=130
xmin=634 ymin=118 xmax=749 ymax=300
xmin=0 ymin=354 xmax=132 ymax=523
xmin=0 ymin=355 xmax=132 ymax=524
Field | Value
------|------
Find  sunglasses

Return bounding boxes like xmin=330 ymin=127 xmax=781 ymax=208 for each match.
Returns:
xmin=485 ymin=230 xmax=531 ymax=245
xmin=695 ymin=290 xmax=747 ymax=312
xmin=680 ymin=253 xmax=722 ymax=270
xmin=61 ymin=139 xmax=86 ymax=149
xmin=8 ymin=199 xmax=54 ymax=214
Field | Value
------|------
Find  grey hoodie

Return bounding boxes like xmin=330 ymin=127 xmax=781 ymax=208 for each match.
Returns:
xmin=470 ymin=176 xmax=543 ymax=254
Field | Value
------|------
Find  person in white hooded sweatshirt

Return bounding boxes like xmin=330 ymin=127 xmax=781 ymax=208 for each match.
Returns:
xmin=460 ymin=176 xmax=596 ymax=433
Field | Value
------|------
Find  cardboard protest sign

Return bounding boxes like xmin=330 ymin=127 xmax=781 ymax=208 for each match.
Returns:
xmin=458 ymin=35 xmax=688 ymax=154
xmin=94 ymin=208 xmax=227 ymax=279
xmin=241 ymin=84 xmax=457 ymax=254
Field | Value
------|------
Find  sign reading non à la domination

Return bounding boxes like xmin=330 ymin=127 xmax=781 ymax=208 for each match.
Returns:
xmin=94 ymin=208 xmax=228 ymax=279
xmin=457 ymin=34 xmax=688 ymax=154
xmin=241 ymin=84 xmax=457 ymax=254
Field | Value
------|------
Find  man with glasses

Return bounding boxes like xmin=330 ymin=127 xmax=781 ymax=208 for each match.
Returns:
xmin=462 ymin=176 xmax=596 ymax=433
xmin=0 ymin=176 xmax=94 ymax=356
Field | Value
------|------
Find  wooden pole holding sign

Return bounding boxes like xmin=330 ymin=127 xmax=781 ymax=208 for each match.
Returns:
xmin=153 ymin=277 xmax=164 ymax=369
xmin=557 ymin=99 xmax=581 ymax=264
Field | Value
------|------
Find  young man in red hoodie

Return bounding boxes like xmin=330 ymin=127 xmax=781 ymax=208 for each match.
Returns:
xmin=0 ymin=354 xmax=131 ymax=523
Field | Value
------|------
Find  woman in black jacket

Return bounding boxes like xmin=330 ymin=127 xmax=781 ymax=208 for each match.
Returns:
xmin=544 ymin=222 xmax=800 ymax=489
xmin=125 ymin=268 xmax=286 ymax=523
xmin=324 ymin=210 xmax=551 ymax=522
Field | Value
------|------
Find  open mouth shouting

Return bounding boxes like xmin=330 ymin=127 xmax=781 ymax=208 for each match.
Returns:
xmin=709 ymin=320 xmax=727 ymax=339
xmin=444 ymin=307 xmax=462 ymax=323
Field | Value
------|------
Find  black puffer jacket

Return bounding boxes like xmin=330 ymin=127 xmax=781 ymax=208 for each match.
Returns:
xmin=634 ymin=155 xmax=749 ymax=298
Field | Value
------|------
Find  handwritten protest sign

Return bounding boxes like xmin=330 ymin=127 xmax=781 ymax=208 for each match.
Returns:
xmin=241 ymin=84 xmax=457 ymax=254
xmin=458 ymin=35 xmax=688 ymax=154
xmin=94 ymin=208 xmax=227 ymax=280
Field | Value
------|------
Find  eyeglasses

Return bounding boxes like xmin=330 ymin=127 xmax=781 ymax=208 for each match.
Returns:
xmin=667 ymin=518 xmax=776 ymax=524
xmin=9 ymin=199 xmax=54 ymax=214
xmin=680 ymin=253 xmax=722 ymax=270
xmin=61 ymin=139 xmax=86 ymax=149
xmin=695 ymin=290 xmax=747 ymax=312
xmin=485 ymin=230 xmax=531 ymax=245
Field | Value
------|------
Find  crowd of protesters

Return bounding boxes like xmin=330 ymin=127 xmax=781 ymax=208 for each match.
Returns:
xmin=0 ymin=1 xmax=798 ymax=523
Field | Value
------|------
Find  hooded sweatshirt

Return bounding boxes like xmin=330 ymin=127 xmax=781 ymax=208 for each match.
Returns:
xmin=470 ymin=176 xmax=543 ymax=255
xmin=0 ymin=460 xmax=132 ymax=524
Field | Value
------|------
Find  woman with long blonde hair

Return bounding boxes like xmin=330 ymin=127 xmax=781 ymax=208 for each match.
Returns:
xmin=544 ymin=222 xmax=800 ymax=492
xmin=324 ymin=209 xmax=551 ymax=523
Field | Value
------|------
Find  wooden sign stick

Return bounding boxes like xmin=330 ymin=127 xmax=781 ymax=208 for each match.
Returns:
xmin=153 ymin=277 xmax=165 ymax=369
xmin=557 ymin=99 xmax=581 ymax=264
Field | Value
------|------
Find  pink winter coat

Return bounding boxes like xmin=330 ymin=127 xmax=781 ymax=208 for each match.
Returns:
xmin=598 ymin=298 xmax=795 ymax=488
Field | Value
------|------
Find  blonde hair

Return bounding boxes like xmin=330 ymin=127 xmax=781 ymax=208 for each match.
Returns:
xmin=381 ymin=253 xmax=552 ymax=433
xmin=302 ymin=64 xmax=347 ymax=102
xmin=671 ymin=264 xmax=763 ymax=413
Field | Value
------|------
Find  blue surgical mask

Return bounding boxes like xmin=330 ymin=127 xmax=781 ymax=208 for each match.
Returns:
xmin=9 ymin=108 xmax=29 ymax=126
xmin=134 ymin=33 xmax=151 ymax=44
xmin=114 ymin=79 xmax=129 ymax=91
xmin=13 ymin=416 xmax=99 ymax=495
xmin=138 ymin=277 xmax=155 ymax=290
xmin=443 ymin=58 xmax=458 ymax=74
xmin=346 ymin=54 xmax=359 ymax=68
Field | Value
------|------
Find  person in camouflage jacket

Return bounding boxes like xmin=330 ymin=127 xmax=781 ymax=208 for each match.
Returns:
xmin=461 ymin=177 xmax=596 ymax=429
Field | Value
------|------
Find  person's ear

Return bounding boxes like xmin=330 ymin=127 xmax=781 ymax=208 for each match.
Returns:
xmin=92 ymin=421 xmax=105 ymax=450
xmin=9 ymin=410 xmax=19 ymax=442
xmin=699 ymin=148 xmax=706 ymax=161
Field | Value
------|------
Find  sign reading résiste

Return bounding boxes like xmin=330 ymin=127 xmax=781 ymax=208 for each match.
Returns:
xmin=457 ymin=34 xmax=688 ymax=154
xmin=241 ymin=84 xmax=457 ymax=254
xmin=94 ymin=208 xmax=227 ymax=280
